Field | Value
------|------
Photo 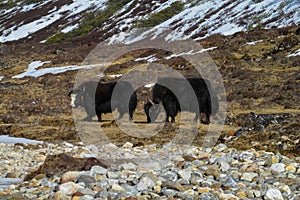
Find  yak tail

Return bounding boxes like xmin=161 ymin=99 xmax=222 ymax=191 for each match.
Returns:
xmin=206 ymin=81 xmax=219 ymax=115
xmin=129 ymin=91 xmax=138 ymax=112
xmin=211 ymin=92 xmax=219 ymax=115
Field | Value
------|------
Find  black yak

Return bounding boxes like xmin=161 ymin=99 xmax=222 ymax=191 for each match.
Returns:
xmin=145 ymin=77 xmax=219 ymax=124
xmin=69 ymin=81 xmax=137 ymax=122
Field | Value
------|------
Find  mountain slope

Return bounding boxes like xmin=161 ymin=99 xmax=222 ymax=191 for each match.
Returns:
xmin=0 ymin=0 xmax=299 ymax=43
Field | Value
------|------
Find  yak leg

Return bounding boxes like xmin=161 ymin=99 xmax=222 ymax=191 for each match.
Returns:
xmin=170 ymin=116 xmax=175 ymax=123
xmin=118 ymin=111 xmax=125 ymax=121
xmin=200 ymin=113 xmax=210 ymax=124
xmin=194 ymin=112 xmax=200 ymax=122
xmin=165 ymin=114 xmax=170 ymax=123
xmin=129 ymin=110 xmax=134 ymax=122
xmin=95 ymin=106 xmax=103 ymax=122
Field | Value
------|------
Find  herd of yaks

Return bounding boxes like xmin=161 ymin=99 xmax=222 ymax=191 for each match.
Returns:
xmin=69 ymin=77 xmax=219 ymax=124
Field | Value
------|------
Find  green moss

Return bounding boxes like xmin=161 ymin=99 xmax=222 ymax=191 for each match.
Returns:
xmin=247 ymin=12 xmax=271 ymax=31
xmin=135 ymin=1 xmax=184 ymax=28
xmin=23 ymin=0 xmax=46 ymax=5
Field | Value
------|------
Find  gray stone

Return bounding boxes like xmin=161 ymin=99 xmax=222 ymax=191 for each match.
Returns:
xmin=79 ymin=195 xmax=94 ymax=200
xmin=190 ymin=172 xmax=203 ymax=185
xmin=139 ymin=176 xmax=156 ymax=189
xmin=219 ymin=161 xmax=230 ymax=172
xmin=111 ymin=183 xmax=125 ymax=191
xmin=136 ymin=181 xmax=148 ymax=191
xmin=107 ymin=171 xmax=123 ymax=179
xmin=77 ymin=187 xmax=95 ymax=196
xmin=140 ymin=172 xmax=159 ymax=183
xmin=222 ymin=175 xmax=238 ymax=188
xmin=120 ymin=162 xmax=137 ymax=171
xmin=95 ymin=190 xmax=109 ymax=198
xmin=197 ymin=193 xmax=218 ymax=200
xmin=213 ymin=144 xmax=228 ymax=152
xmin=253 ymin=190 xmax=261 ymax=198
xmin=161 ymin=181 xmax=185 ymax=192
xmin=235 ymin=152 xmax=256 ymax=162
xmin=161 ymin=188 xmax=178 ymax=197
xmin=178 ymin=170 xmax=191 ymax=183
xmin=59 ymin=182 xmax=80 ymax=196
xmin=160 ymin=171 xmax=178 ymax=182
xmin=76 ymin=174 xmax=96 ymax=185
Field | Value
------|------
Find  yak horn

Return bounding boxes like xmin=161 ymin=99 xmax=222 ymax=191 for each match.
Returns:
xmin=147 ymin=97 xmax=154 ymax=105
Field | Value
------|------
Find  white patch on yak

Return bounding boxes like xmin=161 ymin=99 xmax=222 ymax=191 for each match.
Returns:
xmin=70 ymin=94 xmax=77 ymax=108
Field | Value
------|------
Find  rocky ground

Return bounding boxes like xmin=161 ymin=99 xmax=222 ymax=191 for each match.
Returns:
xmin=0 ymin=141 xmax=299 ymax=200
xmin=0 ymin=26 xmax=299 ymax=199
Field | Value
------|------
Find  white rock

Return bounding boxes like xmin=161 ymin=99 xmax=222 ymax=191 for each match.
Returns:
xmin=111 ymin=183 xmax=125 ymax=191
xmin=136 ymin=181 xmax=148 ymax=191
xmin=122 ymin=142 xmax=133 ymax=148
xmin=265 ymin=188 xmax=283 ymax=200
xmin=178 ymin=170 xmax=191 ymax=183
xmin=219 ymin=161 xmax=230 ymax=172
xmin=140 ymin=176 xmax=156 ymax=188
xmin=270 ymin=163 xmax=285 ymax=174
xmin=59 ymin=182 xmax=79 ymax=195
xmin=241 ymin=172 xmax=258 ymax=182
xmin=91 ymin=165 xmax=108 ymax=175
xmin=279 ymin=184 xmax=291 ymax=194
xmin=121 ymin=162 xmax=137 ymax=171
xmin=219 ymin=193 xmax=239 ymax=200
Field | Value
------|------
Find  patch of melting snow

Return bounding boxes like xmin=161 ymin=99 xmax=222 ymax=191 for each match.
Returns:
xmin=61 ymin=23 xmax=79 ymax=33
xmin=0 ymin=76 xmax=4 ymax=82
xmin=245 ymin=40 xmax=263 ymax=46
xmin=0 ymin=0 xmax=108 ymax=42
xmin=97 ymin=74 xmax=123 ymax=78
xmin=165 ymin=47 xmax=217 ymax=59
xmin=13 ymin=61 xmax=102 ymax=78
xmin=287 ymin=48 xmax=300 ymax=57
xmin=0 ymin=135 xmax=43 ymax=144
xmin=135 ymin=55 xmax=158 ymax=63
xmin=144 ymin=83 xmax=155 ymax=88
xmin=0 ymin=178 xmax=23 ymax=189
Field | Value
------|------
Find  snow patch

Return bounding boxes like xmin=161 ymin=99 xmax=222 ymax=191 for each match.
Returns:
xmin=0 ymin=76 xmax=4 ymax=82
xmin=135 ymin=55 xmax=158 ymax=63
xmin=0 ymin=178 xmax=23 ymax=189
xmin=0 ymin=0 xmax=108 ymax=42
xmin=144 ymin=83 xmax=155 ymax=88
xmin=0 ymin=135 xmax=43 ymax=144
xmin=165 ymin=47 xmax=217 ymax=59
xmin=13 ymin=61 xmax=102 ymax=78
xmin=61 ymin=24 xmax=79 ymax=33
xmin=97 ymin=74 xmax=123 ymax=78
xmin=287 ymin=48 xmax=300 ymax=57
xmin=245 ymin=40 xmax=264 ymax=46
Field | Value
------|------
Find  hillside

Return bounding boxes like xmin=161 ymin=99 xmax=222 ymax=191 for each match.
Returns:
xmin=0 ymin=0 xmax=299 ymax=43
xmin=0 ymin=0 xmax=299 ymax=157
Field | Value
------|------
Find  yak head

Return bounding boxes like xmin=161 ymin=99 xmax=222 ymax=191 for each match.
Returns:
xmin=68 ymin=86 xmax=86 ymax=108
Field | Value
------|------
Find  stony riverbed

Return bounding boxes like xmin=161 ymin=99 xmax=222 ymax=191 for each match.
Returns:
xmin=0 ymin=141 xmax=299 ymax=200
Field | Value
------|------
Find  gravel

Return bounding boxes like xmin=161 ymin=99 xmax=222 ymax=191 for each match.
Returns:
xmin=0 ymin=142 xmax=299 ymax=199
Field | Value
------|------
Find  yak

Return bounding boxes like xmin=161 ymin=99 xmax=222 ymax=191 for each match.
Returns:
xmin=69 ymin=81 xmax=137 ymax=122
xmin=145 ymin=77 xmax=219 ymax=124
